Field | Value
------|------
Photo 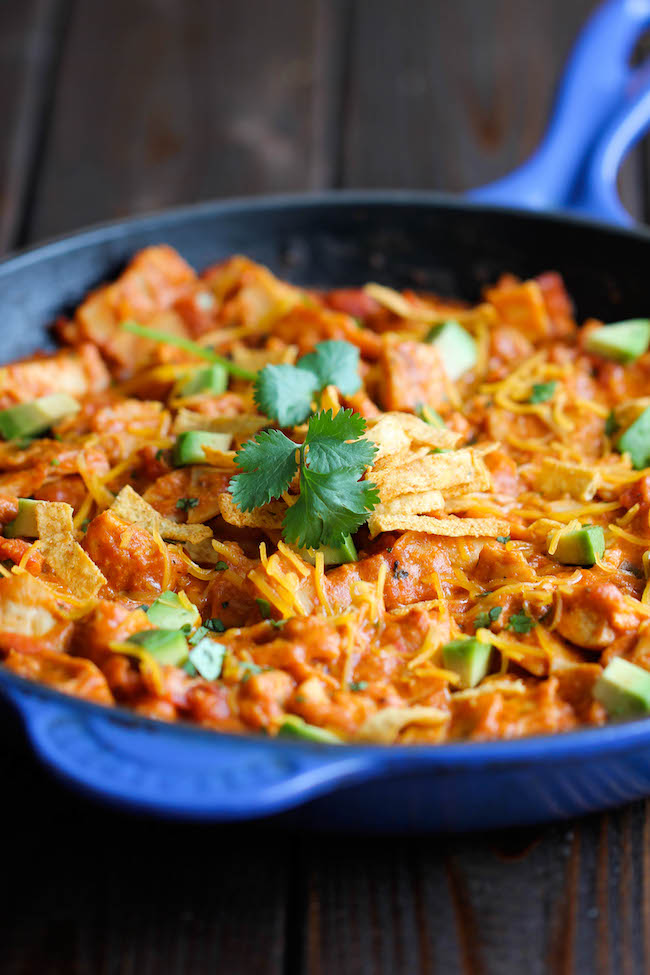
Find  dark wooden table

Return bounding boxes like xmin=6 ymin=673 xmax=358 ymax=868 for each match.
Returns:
xmin=1 ymin=2 xmax=650 ymax=972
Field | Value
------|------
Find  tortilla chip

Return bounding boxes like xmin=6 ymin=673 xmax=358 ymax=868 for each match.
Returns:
xmin=363 ymin=284 xmax=440 ymax=323
xmin=218 ymin=493 xmax=286 ymax=531
xmin=112 ymin=485 xmax=212 ymax=543
xmin=35 ymin=501 xmax=107 ymax=600
xmin=376 ymin=489 xmax=445 ymax=517
xmin=201 ymin=447 xmax=239 ymax=469
xmin=173 ymin=409 xmax=268 ymax=437
xmin=535 ymin=458 xmax=600 ymax=502
xmin=357 ymin=706 xmax=448 ymax=743
xmin=370 ymin=448 xmax=491 ymax=502
xmin=368 ymin=511 xmax=510 ymax=539
xmin=182 ymin=538 xmax=225 ymax=565
xmin=365 ymin=411 xmax=460 ymax=461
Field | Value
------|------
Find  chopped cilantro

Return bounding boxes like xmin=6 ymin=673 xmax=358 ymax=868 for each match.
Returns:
xmin=176 ymin=496 xmax=199 ymax=511
xmin=474 ymin=606 xmax=502 ymax=630
xmin=386 ymin=547 xmax=393 ymax=553
xmin=205 ymin=617 xmax=225 ymax=633
xmin=49 ymin=457 xmax=60 ymax=467
xmin=430 ymin=447 xmax=451 ymax=454
xmin=221 ymin=601 xmax=229 ymax=608
xmin=507 ymin=611 xmax=535 ymax=634
xmin=392 ymin=560 xmax=409 ymax=580
xmin=80 ymin=519 xmax=91 ymax=532
xmin=214 ymin=560 xmax=228 ymax=571
xmin=349 ymin=680 xmax=368 ymax=692
xmin=528 ymin=381 xmax=556 ymax=404
xmin=155 ymin=448 xmax=165 ymax=462
xmin=230 ymin=409 xmax=379 ymax=549
xmin=188 ymin=638 xmax=226 ymax=680
xmin=605 ymin=410 xmax=619 ymax=437
xmin=239 ymin=660 xmax=271 ymax=682
xmin=183 ymin=660 xmax=198 ymax=677
xmin=496 ymin=535 xmax=510 ymax=544
xmin=256 ymin=598 xmax=272 ymax=619
xmin=271 ymin=619 xmax=288 ymax=629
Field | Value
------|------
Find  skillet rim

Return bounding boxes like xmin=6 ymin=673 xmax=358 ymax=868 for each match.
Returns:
xmin=2 ymin=187 xmax=650 ymax=762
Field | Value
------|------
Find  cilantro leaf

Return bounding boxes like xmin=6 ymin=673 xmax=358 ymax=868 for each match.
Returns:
xmin=283 ymin=467 xmax=380 ymax=548
xmin=507 ymin=611 xmax=535 ymax=634
xmin=254 ymin=364 xmax=319 ymax=426
xmin=474 ymin=605 xmax=502 ymax=630
xmin=305 ymin=409 xmax=376 ymax=473
xmin=528 ymin=381 xmax=556 ymax=404
xmin=229 ymin=430 xmax=298 ymax=511
xmin=298 ymin=341 xmax=361 ymax=396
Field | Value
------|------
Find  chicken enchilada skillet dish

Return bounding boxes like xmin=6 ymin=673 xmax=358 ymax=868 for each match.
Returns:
xmin=2 ymin=244 xmax=650 ymax=745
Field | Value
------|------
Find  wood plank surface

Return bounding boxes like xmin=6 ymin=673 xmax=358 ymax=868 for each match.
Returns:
xmin=1 ymin=2 xmax=650 ymax=974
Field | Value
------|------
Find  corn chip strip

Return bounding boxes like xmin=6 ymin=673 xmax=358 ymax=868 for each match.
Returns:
xmin=112 ymin=484 xmax=212 ymax=543
xmin=368 ymin=511 xmax=510 ymax=539
xmin=535 ymin=457 xmax=600 ymax=502
xmin=173 ymin=409 xmax=268 ymax=436
xmin=35 ymin=502 xmax=106 ymax=601
xmin=357 ymin=706 xmax=448 ymax=743
xmin=218 ymin=493 xmax=286 ymax=531
xmin=370 ymin=448 xmax=491 ymax=502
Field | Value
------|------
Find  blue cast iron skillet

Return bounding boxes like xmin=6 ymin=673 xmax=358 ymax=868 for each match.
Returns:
xmin=2 ymin=0 xmax=650 ymax=830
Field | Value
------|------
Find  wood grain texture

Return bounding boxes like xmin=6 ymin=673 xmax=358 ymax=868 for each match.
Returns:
xmin=26 ymin=0 xmax=349 ymax=241
xmin=0 ymin=0 xmax=70 ymax=253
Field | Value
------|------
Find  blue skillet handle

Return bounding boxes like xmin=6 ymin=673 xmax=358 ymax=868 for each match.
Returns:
xmin=3 ymin=683 xmax=381 ymax=819
xmin=468 ymin=0 xmax=650 ymax=226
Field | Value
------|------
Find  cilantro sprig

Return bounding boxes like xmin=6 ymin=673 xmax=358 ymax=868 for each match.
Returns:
xmin=254 ymin=341 xmax=362 ymax=426
xmin=229 ymin=409 xmax=379 ymax=548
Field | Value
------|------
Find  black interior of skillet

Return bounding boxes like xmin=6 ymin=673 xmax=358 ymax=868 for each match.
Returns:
xmin=1 ymin=194 xmax=649 ymax=360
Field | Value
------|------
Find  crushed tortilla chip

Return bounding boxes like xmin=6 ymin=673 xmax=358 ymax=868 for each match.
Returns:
xmin=363 ymin=284 xmax=440 ymax=323
xmin=368 ymin=511 xmax=510 ymax=539
xmin=230 ymin=342 xmax=298 ymax=371
xmin=218 ymin=493 xmax=286 ymax=531
xmin=357 ymin=705 xmax=448 ymax=743
xmin=364 ymin=411 xmax=460 ymax=461
xmin=112 ymin=484 xmax=212 ymax=543
xmin=201 ymin=447 xmax=239 ymax=469
xmin=535 ymin=457 xmax=600 ymax=502
xmin=173 ymin=409 xmax=269 ymax=437
xmin=370 ymin=448 xmax=491 ymax=502
xmin=35 ymin=501 xmax=107 ymax=600
xmin=375 ymin=489 xmax=445 ymax=517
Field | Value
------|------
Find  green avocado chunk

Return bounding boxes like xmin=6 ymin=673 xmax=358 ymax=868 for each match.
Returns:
xmin=584 ymin=319 xmax=650 ymax=364
xmin=188 ymin=637 xmax=226 ymax=680
xmin=0 ymin=393 xmax=80 ymax=441
xmin=179 ymin=364 xmax=228 ymax=396
xmin=4 ymin=498 xmax=39 ymax=538
xmin=278 ymin=715 xmax=342 ymax=743
xmin=594 ymin=657 xmax=650 ymax=718
xmin=442 ymin=637 xmax=492 ymax=688
xmin=299 ymin=534 xmax=358 ymax=567
xmin=128 ymin=628 xmax=189 ymax=666
xmin=551 ymin=525 xmax=605 ymax=566
xmin=146 ymin=590 xmax=198 ymax=630
xmin=426 ymin=320 xmax=477 ymax=381
xmin=618 ymin=406 xmax=650 ymax=470
xmin=173 ymin=430 xmax=231 ymax=466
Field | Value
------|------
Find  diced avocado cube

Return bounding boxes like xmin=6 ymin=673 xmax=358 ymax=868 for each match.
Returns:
xmin=278 ymin=715 xmax=342 ymax=743
xmin=188 ymin=637 xmax=226 ymax=680
xmin=618 ymin=406 xmax=650 ymax=469
xmin=550 ymin=525 xmax=605 ymax=566
xmin=146 ymin=590 xmax=199 ymax=630
xmin=0 ymin=393 xmax=80 ymax=441
xmin=299 ymin=534 xmax=358 ymax=567
xmin=128 ymin=628 xmax=189 ymax=666
xmin=442 ymin=637 xmax=492 ymax=688
xmin=173 ymin=431 xmax=231 ymax=466
xmin=585 ymin=319 xmax=650 ymax=364
xmin=594 ymin=657 xmax=650 ymax=718
xmin=4 ymin=498 xmax=39 ymax=538
xmin=426 ymin=320 xmax=477 ymax=381
xmin=179 ymin=364 xmax=228 ymax=396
